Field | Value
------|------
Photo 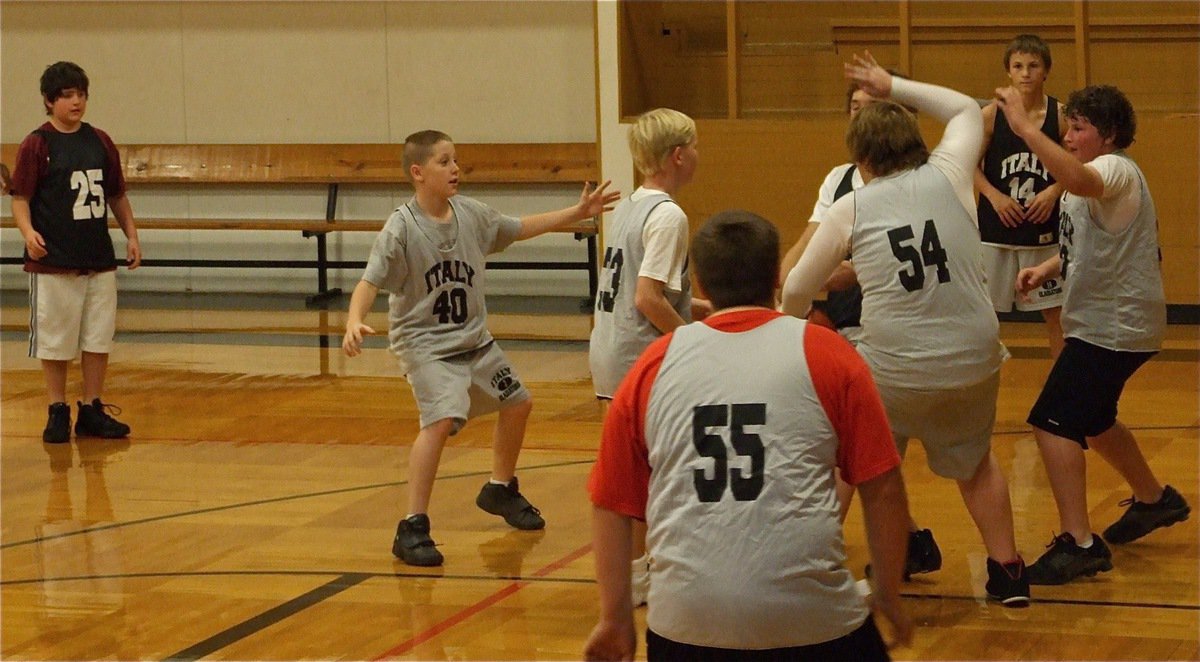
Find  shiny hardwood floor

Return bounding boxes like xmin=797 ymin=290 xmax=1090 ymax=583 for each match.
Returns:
xmin=1 ymin=298 xmax=1197 ymax=661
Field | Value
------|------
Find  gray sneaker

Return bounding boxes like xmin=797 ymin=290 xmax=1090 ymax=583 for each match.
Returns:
xmin=1027 ymin=532 xmax=1112 ymax=585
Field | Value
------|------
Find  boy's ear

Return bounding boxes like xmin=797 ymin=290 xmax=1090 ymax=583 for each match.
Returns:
xmin=409 ymin=162 xmax=423 ymax=182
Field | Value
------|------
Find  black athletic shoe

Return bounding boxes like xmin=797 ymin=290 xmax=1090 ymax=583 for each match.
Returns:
xmin=476 ymin=477 xmax=545 ymax=530
xmin=905 ymin=528 xmax=942 ymax=579
xmin=43 ymin=403 xmax=71 ymax=444
xmin=1027 ymin=532 xmax=1113 ymax=585
xmin=986 ymin=557 xmax=1031 ymax=607
xmin=392 ymin=514 xmax=444 ymax=567
xmin=865 ymin=528 xmax=942 ymax=581
xmin=1102 ymin=485 xmax=1191 ymax=544
xmin=74 ymin=399 xmax=131 ymax=438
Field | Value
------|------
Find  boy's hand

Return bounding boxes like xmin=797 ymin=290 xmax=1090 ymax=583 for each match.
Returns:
xmin=577 ymin=180 xmax=621 ymax=220
xmin=22 ymin=230 xmax=48 ymax=260
xmin=874 ymin=592 xmax=914 ymax=650
xmin=844 ymin=50 xmax=891 ymax=98
xmin=126 ymin=237 xmax=142 ymax=269
xmin=343 ymin=322 xmax=375 ymax=357
xmin=994 ymin=86 xmax=1034 ymax=137
xmin=583 ymin=618 xmax=636 ymax=661
xmin=1015 ymin=266 xmax=1046 ymax=301
xmin=1025 ymin=187 xmax=1058 ymax=224
xmin=987 ymin=189 xmax=1026 ymax=227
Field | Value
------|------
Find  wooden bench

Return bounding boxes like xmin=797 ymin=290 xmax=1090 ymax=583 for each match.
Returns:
xmin=0 ymin=143 xmax=601 ymax=306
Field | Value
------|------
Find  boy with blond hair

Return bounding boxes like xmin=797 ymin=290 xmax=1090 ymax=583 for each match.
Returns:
xmin=589 ymin=108 xmax=709 ymax=605
xmin=344 ymin=130 xmax=618 ymax=566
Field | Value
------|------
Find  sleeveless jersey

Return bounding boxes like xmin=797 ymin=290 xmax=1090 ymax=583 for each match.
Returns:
xmin=978 ymin=97 xmax=1061 ymax=247
xmin=816 ymin=164 xmax=863 ymax=329
xmin=1059 ymin=153 xmax=1165 ymax=352
xmin=25 ymin=124 xmax=119 ymax=270
xmin=589 ymin=192 xmax=692 ymax=398
xmin=852 ymin=164 xmax=1005 ymax=389
xmin=642 ymin=316 xmax=866 ymax=648
xmin=362 ymin=196 xmax=521 ymax=373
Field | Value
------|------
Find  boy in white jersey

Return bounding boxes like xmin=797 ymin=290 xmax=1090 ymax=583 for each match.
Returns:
xmin=975 ymin=34 xmax=1068 ymax=358
xmin=586 ymin=210 xmax=912 ymax=661
xmin=783 ymin=53 xmax=1030 ymax=606
xmin=343 ymin=130 xmax=619 ymax=566
xmin=589 ymin=108 xmax=710 ymax=605
xmin=999 ymin=85 xmax=1190 ymax=584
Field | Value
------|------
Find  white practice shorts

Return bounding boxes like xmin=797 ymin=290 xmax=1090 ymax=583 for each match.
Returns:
xmin=982 ymin=244 xmax=1063 ymax=312
xmin=875 ymin=369 xmax=1000 ymax=481
xmin=404 ymin=342 xmax=531 ymax=433
xmin=29 ymin=271 xmax=118 ymax=360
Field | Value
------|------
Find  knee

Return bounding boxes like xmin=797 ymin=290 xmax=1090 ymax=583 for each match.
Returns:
xmin=505 ymin=397 xmax=533 ymax=419
xmin=423 ymin=418 xmax=458 ymax=440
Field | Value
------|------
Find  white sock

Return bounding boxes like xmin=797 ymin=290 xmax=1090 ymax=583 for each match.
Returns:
xmin=489 ymin=478 xmax=509 ymax=486
xmin=1077 ymin=534 xmax=1094 ymax=548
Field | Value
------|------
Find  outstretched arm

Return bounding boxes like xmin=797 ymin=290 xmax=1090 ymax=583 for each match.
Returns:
xmin=518 ymin=181 xmax=620 ymax=241
xmin=995 ymin=87 xmax=1104 ymax=198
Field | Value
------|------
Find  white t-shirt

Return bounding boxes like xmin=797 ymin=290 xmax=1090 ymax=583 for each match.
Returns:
xmin=1084 ymin=153 xmax=1143 ymax=234
xmin=812 ymin=163 xmax=865 ymax=221
xmin=634 ymin=186 xmax=689 ymax=291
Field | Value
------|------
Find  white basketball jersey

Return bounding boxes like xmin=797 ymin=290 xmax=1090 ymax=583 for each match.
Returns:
xmin=589 ymin=192 xmax=691 ymax=398
xmin=1059 ymin=153 xmax=1165 ymax=351
xmin=643 ymin=316 xmax=866 ymax=649
xmin=851 ymin=165 xmax=1006 ymax=389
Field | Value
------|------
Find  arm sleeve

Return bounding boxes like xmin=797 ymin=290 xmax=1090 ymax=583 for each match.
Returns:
xmin=93 ymin=128 xmax=128 ymax=198
xmin=361 ymin=210 xmax=408 ymax=292
xmin=890 ymin=77 xmax=982 ymax=214
xmin=802 ymin=324 xmax=901 ymax=485
xmin=587 ymin=334 xmax=671 ymax=521
xmin=639 ymin=202 xmax=689 ymax=290
xmin=10 ymin=133 xmax=47 ymax=198
xmin=781 ymin=193 xmax=854 ymax=317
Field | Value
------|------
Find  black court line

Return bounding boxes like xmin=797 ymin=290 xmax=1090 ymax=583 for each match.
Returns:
xmin=0 ymin=569 xmax=596 ymax=588
xmin=162 ymin=572 xmax=372 ymax=662
xmin=991 ymin=424 xmax=1200 ymax=437
xmin=0 ymin=458 xmax=594 ymax=550
xmin=901 ymin=591 xmax=1200 ymax=611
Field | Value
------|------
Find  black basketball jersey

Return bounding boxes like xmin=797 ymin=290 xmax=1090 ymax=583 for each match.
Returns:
xmin=27 ymin=124 xmax=119 ymax=270
xmin=977 ymin=97 xmax=1061 ymax=247
xmin=812 ymin=165 xmax=862 ymax=329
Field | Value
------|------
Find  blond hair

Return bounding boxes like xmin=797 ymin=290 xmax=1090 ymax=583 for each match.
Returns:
xmin=629 ymin=108 xmax=696 ymax=176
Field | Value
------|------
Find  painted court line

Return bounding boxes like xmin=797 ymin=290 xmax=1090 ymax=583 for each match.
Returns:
xmin=372 ymin=543 xmax=594 ymax=660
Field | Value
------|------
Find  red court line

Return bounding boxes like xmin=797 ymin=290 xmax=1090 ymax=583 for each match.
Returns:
xmin=372 ymin=542 xmax=593 ymax=660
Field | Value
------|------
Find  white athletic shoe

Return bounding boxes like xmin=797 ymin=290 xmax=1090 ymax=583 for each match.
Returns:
xmin=631 ymin=554 xmax=650 ymax=607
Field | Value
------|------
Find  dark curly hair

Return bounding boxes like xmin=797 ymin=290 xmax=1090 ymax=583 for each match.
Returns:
xmin=1064 ymin=85 xmax=1136 ymax=149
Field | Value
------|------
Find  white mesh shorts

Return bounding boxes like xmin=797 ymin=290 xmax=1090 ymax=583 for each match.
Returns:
xmin=404 ymin=342 xmax=531 ymax=433
xmin=982 ymin=244 xmax=1063 ymax=312
xmin=28 ymin=271 xmax=117 ymax=360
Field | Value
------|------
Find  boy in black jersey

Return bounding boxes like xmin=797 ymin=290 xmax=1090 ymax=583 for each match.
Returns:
xmin=974 ymin=35 xmax=1068 ymax=358
xmin=11 ymin=62 xmax=141 ymax=444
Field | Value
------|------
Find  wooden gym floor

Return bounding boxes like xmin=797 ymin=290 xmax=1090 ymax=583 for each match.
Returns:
xmin=0 ymin=292 xmax=1197 ymax=661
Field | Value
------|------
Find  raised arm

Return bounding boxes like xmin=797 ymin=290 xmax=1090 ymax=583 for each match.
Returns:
xmin=995 ymin=87 xmax=1104 ymax=198
xmin=518 ymin=180 xmax=620 ymax=241
xmin=781 ymin=195 xmax=854 ymax=317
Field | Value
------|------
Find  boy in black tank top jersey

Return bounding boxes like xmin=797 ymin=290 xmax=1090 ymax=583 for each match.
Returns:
xmin=10 ymin=62 xmax=141 ymax=444
xmin=974 ymin=35 xmax=1068 ymax=358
